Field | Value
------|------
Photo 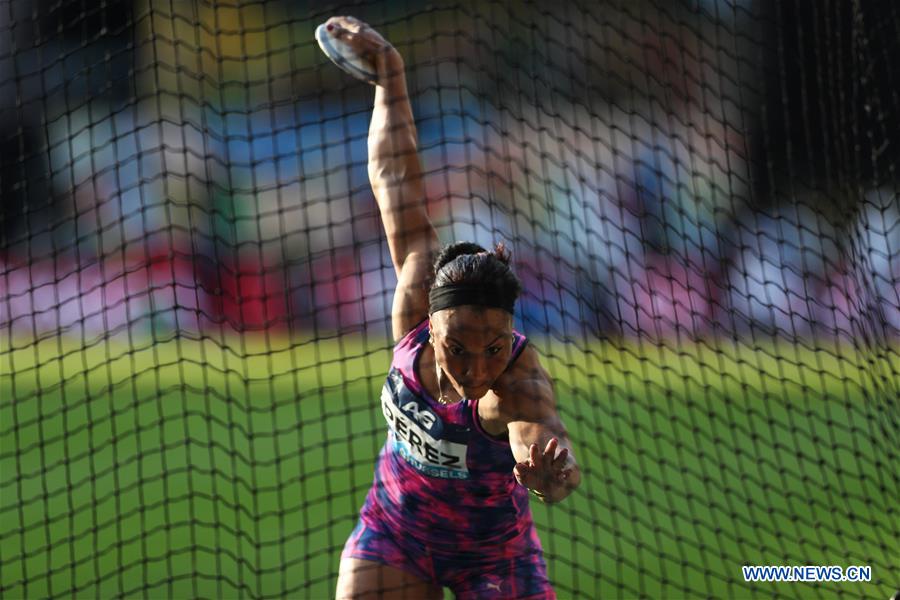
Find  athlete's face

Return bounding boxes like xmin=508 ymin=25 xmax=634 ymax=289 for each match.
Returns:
xmin=429 ymin=306 xmax=514 ymax=399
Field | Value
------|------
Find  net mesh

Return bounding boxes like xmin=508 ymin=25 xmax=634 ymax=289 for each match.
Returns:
xmin=1 ymin=0 xmax=898 ymax=598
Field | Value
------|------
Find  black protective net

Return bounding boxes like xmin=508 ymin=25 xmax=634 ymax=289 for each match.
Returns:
xmin=1 ymin=1 xmax=898 ymax=598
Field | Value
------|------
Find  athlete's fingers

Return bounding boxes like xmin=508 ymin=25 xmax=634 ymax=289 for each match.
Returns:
xmin=543 ymin=437 xmax=558 ymax=458
xmin=325 ymin=20 xmax=350 ymax=41
xmin=344 ymin=15 xmax=366 ymax=28
xmin=325 ymin=16 xmax=384 ymax=53
xmin=529 ymin=443 xmax=540 ymax=465
xmin=324 ymin=16 xmax=349 ymax=32
xmin=329 ymin=22 xmax=362 ymax=44
xmin=551 ymin=446 xmax=568 ymax=469
xmin=538 ymin=438 xmax=554 ymax=470
xmin=513 ymin=462 xmax=535 ymax=487
xmin=514 ymin=461 xmax=533 ymax=475
xmin=330 ymin=15 xmax=359 ymax=32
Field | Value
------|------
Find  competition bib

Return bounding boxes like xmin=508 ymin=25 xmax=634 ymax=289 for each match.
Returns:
xmin=381 ymin=369 xmax=470 ymax=479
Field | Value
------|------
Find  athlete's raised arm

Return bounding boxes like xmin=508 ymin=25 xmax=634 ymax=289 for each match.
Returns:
xmin=325 ymin=16 xmax=439 ymax=340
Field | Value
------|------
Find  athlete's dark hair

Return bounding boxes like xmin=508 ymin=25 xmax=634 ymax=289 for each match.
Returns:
xmin=431 ymin=241 xmax=522 ymax=308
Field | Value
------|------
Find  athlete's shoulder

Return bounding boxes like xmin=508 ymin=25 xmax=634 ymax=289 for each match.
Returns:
xmin=394 ymin=319 xmax=429 ymax=352
xmin=493 ymin=345 xmax=554 ymax=421
xmin=501 ymin=344 xmax=548 ymax=386
xmin=389 ymin=318 xmax=429 ymax=393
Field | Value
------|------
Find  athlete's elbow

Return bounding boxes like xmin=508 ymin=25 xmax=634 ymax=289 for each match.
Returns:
xmin=367 ymin=160 xmax=418 ymax=190
xmin=368 ymin=134 xmax=418 ymax=165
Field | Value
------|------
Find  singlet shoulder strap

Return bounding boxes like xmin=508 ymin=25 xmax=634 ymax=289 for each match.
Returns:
xmin=508 ymin=329 xmax=528 ymax=366
xmin=390 ymin=318 xmax=430 ymax=397
xmin=394 ymin=319 xmax=429 ymax=353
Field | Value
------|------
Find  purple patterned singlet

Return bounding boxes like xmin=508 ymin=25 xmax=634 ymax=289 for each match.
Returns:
xmin=342 ymin=320 xmax=555 ymax=599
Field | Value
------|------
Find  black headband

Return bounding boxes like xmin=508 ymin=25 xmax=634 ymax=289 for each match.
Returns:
xmin=428 ymin=284 xmax=515 ymax=315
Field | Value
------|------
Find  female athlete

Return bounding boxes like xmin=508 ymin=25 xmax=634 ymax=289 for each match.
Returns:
xmin=327 ymin=16 xmax=582 ymax=600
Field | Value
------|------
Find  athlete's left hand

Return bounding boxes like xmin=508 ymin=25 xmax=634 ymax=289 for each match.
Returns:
xmin=513 ymin=437 xmax=574 ymax=503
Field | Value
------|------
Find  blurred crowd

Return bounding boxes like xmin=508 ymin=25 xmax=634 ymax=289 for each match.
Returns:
xmin=2 ymin=0 xmax=898 ymax=344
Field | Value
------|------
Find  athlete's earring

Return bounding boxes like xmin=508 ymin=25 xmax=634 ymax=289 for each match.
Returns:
xmin=436 ymin=363 xmax=449 ymax=404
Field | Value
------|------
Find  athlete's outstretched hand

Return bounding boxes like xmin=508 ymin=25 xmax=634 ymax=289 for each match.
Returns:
xmin=323 ymin=16 xmax=403 ymax=87
xmin=513 ymin=437 xmax=574 ymax=503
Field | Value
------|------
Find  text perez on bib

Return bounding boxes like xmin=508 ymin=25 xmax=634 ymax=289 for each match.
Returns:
xmin=381 ymin=369 xmax=470 ymax=479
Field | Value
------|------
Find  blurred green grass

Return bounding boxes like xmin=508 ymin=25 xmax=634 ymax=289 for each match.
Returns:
xmin=1 ymin=336 xmax=897 ymax=599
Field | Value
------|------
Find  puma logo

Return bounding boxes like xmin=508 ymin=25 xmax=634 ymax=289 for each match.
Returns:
xmin=485 ymin=582 xmax=502 ymax=592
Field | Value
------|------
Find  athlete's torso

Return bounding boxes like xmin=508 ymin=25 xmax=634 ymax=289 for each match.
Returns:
xmin=360 ymin=320 xmax=534 ymax=551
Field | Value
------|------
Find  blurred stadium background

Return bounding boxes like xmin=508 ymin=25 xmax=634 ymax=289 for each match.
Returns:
xmin=1 ymin=0 xmax=898 ymax=598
